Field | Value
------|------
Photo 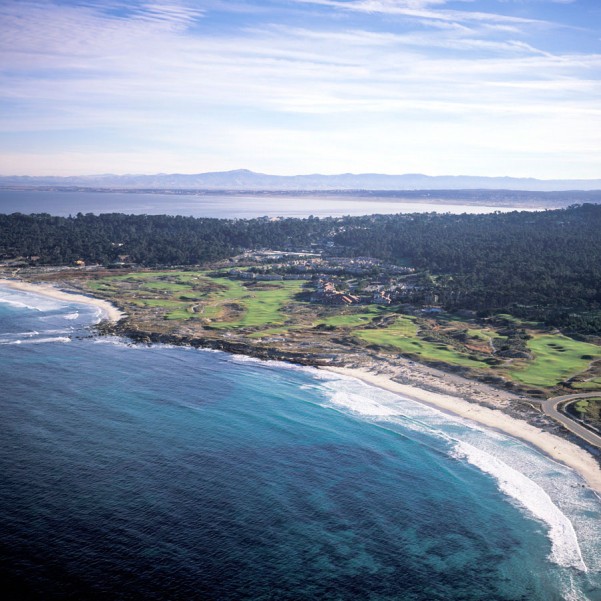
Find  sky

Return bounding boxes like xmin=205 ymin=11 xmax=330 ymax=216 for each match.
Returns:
xmin=0 ymin=0 xmax=600 ymax=179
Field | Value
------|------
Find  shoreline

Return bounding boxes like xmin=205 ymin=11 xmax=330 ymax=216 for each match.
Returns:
xmin=0 ymin=279 xmax=125 ymax=322
xmin=2 ymin=276 xmax=601 ymax=498
xmin=322 ymin=365 xmax=601 ymax=497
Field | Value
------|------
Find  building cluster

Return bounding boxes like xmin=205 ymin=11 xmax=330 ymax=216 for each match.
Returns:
xmin=229 ymin=252 xmax=413 ymax=278
xmin=225 ymin=251 xmax=423 ymax=307
xmin=228 ymin=269 xmax=309 ymax=281
xmin=311 ymin=279 xmax=360 ymax=306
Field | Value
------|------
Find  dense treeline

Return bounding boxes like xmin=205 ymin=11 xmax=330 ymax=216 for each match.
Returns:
xmin=0 ymin=212 xmax=332 ymax=266
xmin=333 ymin=204 xmax=601 ymax=333
xmin=1 ymin=205 xmax=600 ymax=333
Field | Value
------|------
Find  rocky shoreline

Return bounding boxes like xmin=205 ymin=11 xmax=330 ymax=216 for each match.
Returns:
xmin=93 ymin=318 xmax=601 ymax=494
xmin=97 ymin=319 xmax=600 ymax=460
xmin=2 ymin=275 xmax=600 ymax=491
xmin=96 ymin=320 xmax=337 ymax=367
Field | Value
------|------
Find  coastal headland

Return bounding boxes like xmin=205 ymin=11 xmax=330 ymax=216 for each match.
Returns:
xmin=2 ymin=271 xmax=600 ymax=498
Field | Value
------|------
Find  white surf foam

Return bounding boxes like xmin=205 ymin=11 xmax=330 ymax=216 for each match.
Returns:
xmin=0 ymin=298 xmax=44 ymax=312
xmin=0 ymin=287 xmax=66 ymax=313
xmin=318 ymin=374 xmax=593 ymax=573
xmin=91 ymin=307 xmax=106 ymax=324
xmin=453 ymin=441 xmax=586 ymax=571
xmin=64 ymin=312 xmax=80 ymax=320
xmin=230 ymin=353 xmax=266 ymax=365
xmin=229 ymin=353 xmax=310 ymax=373
xmin=92 ymin=336 xmax=139 ymax=348
xmin=6 ymin=330 xmax=40 ymax=338
xmin=0 ymin=336 xmax=71 ymax=345
xmin=325 ymin=388 xmax=400 ymax=417
xmin=319 ymin=375 xmax=467 ymax=430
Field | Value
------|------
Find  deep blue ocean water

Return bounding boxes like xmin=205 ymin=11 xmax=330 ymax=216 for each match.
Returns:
xmin=1 ymin=286 xmax=601 ymax=600
xmin=0 ymin=190 xmax=525 ymax=218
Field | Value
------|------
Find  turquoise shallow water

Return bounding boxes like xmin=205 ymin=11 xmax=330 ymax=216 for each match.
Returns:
xmin=1 ymin=286 xmax=600 ymax=600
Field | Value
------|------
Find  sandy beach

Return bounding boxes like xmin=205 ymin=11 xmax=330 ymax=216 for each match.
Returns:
xmin=2 ymin=277 xmax=600 ymax=498
xmin=0 ymin=278 xmax=125 ymax=323
xmin=323 ymin=365 xmax=601 ymax=497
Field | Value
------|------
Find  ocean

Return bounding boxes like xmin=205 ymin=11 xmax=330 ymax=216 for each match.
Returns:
xmin=1 ymin=285 xmax=600 ymax=600
xmin=0 ymin=190 xmax=527 ymax=218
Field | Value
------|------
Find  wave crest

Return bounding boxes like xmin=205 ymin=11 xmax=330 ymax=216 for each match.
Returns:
xmin=0 ymin=336 xmax=71 ymax=345
xmin=452 ymin=440 xmax=587 ymax=572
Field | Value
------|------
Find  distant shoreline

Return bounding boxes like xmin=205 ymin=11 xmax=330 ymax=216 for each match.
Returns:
xmin=0 ymin=279 xmax=125 ymax=322
xmin=1 ymin=185 xmax=597 ymax=208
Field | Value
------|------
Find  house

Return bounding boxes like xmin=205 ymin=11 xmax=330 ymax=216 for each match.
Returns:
xmin=372 ymin=290 xmax=392 ymax=305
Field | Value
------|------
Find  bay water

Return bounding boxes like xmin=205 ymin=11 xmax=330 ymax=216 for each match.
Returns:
xmin=1 ymin=286 xmax=600 ymax=600
xmin=0 ymin=190 xmax=527 ymax=218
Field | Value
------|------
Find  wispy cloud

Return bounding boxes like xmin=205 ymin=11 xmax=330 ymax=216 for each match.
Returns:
xmin=292 ymin=0 xmax=550 ymax=27
xmin=0 ymin=0 xmax=599 ymax=177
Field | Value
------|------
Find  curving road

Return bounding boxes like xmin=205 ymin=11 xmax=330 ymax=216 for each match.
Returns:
xmin=541 ymin=393 xmax=601 ymax=449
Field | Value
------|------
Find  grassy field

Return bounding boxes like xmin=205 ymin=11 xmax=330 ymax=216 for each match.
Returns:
xmin=85 ymin=270 xmax=601 ymax=391
xmin=466 ymin=328 xmax=506 ymax=342
xmin=355 ymin=316 xmax=488 ymax=369
xmin=571 ymin=378 xmax=601 ymax=390
xmin=508 ymin=334 xmax=601 ymax=387
xmin=495 ymin=314 xmax=542 ymax=327
xmin=87 ymin=271 xmax=305 ymax=329
xmin=570 ymin=398 xmax=601 ymax=428
xmin=208 ymin=280 xmax=304 ymax=329
xmin=316 ymin=307 xmax=383 ymax=328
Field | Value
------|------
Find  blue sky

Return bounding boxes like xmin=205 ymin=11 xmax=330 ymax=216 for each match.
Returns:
xmin=1 ymin=0 xmax=600 ymax=178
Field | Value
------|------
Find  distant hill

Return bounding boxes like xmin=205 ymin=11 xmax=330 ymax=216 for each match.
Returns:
xmin=1 ymin=169 xmax=600 ymax=192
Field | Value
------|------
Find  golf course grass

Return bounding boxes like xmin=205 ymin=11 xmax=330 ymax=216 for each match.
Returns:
xmin=509 ymin=334 xmax=601 ymax=387
xmin=355 ymin=316 xmax=488 ymax=369
xmin=85 ymin=270 xmax=601 ymax=390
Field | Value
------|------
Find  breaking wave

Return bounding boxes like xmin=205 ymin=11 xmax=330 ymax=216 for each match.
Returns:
xmin=318 ymin=372 xmax=595 ymax=574
xmin=452 ymin=440 xmax=587 ymax=571
xmin=0 ymin=336 xmax=71 ymax=345
xmin=0 ymin=298 xmax=44 ymax=312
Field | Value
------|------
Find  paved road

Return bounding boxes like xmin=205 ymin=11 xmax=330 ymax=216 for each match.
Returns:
xmin=541 ymin=393 xmax=601 ymax=449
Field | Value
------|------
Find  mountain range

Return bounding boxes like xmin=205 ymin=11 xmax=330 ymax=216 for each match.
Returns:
xmin=1 ymin=169 xmax=600 ymax=192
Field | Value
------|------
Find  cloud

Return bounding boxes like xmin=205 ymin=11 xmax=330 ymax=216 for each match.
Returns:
xmin=131 ymin=2 xmax=206 ymax=27
xmin=1 ymin=1 xmax=597 ymax=115
xmin=0 ymin=0 xmax=599 ymax=177
xmin=292 ymin=0 xmax=550 ymax=27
